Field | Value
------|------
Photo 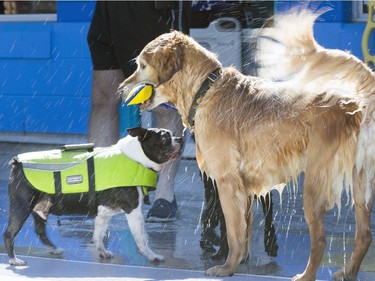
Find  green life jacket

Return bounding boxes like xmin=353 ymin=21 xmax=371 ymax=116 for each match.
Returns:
xmin=17 ymin=146 xmax=158 ymax=197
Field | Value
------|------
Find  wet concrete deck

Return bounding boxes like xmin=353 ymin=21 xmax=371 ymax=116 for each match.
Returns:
xmin=0 ymin=140 xmax=374 ymax=280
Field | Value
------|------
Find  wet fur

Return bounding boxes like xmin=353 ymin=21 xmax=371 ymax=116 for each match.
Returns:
xmin=118 ymin=15 xmax=366 ymax=280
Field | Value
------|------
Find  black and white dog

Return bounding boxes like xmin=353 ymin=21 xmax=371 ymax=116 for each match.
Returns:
xmin=3 ymin=127 xmax=183 ymax=266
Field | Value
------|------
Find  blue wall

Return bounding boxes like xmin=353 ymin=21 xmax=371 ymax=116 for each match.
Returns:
xmin=0 ymin=2 xmax=93 ymax=134
xmin=0 ymin=1 xmax=370 ymax=135
xmin=0 ymin=1 xmax=138 ymax=135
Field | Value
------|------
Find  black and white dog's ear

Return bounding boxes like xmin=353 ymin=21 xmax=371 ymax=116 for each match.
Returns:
xmin=127 ymin=127 xmax=148 ymax=140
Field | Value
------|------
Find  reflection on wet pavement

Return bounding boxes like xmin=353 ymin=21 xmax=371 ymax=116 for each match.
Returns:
xmin=0 ymin=142 xmax=374 ymax=280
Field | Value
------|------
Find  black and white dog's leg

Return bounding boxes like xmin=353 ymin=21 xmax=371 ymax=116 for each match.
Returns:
xmin=4 ymin=168 xmax=34 ymax=266
xmin=31 ymin=212 xmax=64 ymax=255
xmin=125 ymin=187 xmax=164 ymax=262
xmin=93 ymin=205 xmax=117 ymax=259
xmin=3 ymin=206 xmax=31 ymax=266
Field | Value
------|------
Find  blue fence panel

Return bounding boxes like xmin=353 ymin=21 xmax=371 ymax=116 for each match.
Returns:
xmin=0 ymin=96 xmax=90 ymax=133
xmin=52 ymin=23 xmax=91 ymax=58
xmin=0 ymin=0 xmax=139 ymax=136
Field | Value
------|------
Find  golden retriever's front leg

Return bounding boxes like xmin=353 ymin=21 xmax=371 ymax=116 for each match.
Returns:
xmin=205 ymin=174 xmax=250 ymax=277
xmin=333 ymin=170 xmax=373 ymax=281
xmin=244 ymin=195 xmax=254 ymax=261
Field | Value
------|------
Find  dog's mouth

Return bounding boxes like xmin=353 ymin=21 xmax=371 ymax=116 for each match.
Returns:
xmin=170 ymin=139 xmax=184 ymax=160
xmin=167 ymin=148 xmax=181 ymax=160
xmin=162 ymin=140 xmax=183 ymax=162
xmin=163 ymin=150 xmax=180 ymax=162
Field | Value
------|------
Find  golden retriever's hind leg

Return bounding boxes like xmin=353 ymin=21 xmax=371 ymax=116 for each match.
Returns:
xmin=293 ymin=177 xmax=327 ymax=281
xmin=205 ymin=174 xmax=249 ymax=277
xmin=333 ymin=170 xmax=373 ymax=281
xmin=333 ymin=202 xmax=372 ymax=281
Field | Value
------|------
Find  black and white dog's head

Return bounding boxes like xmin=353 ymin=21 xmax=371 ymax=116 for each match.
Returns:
xmin=116 ymin=127 xmax=183 ymax=172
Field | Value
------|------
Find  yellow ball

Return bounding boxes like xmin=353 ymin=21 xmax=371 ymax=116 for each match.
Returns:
xmin=124 ymin=84 xmax=153 ymax=106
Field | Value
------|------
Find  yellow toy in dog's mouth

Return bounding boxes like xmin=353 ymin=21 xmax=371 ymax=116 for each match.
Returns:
xmin=123 ymin=84 xmax=153 ymax=106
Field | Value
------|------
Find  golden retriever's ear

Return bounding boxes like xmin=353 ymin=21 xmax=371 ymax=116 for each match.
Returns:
xmin=156 ymin=43 xmax=184 ymax=85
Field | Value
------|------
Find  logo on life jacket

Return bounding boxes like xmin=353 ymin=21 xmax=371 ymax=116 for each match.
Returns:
xmin=66 ymin=175 xmax=83 ymax=185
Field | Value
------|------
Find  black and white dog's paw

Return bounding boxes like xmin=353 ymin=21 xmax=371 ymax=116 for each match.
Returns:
xmin=148 ymin=253 xmax=164 ymax=263
xmin=9 ymin=257 xmax=27 ymax=266
xmin=48 ymin=246 xmax=64 ymax=255
xmin=99 ymin=249 xmax=114 ymax=259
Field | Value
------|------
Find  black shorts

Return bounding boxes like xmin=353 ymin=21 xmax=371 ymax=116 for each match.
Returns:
xmin=87 ymin=1 xmax=191 ymax=78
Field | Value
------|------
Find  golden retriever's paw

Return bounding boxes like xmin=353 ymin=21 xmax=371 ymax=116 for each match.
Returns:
xmin=205 ymin=265 xmax=234 ymax=277
xmin=99 ymin=249 xmax=114 ymax=259
xmin=333 ymin=269 xmax=356 ymax=281
xmin=292 ymin=273 xmax=316 ymax=281
xmin=9 ymin=257 xmax=27 ymax=266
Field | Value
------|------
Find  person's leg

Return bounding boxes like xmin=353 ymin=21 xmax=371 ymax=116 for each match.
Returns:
xmin=88 ymin=69 xmax=124 ymax=147
xmin=147 ymin=105 xmax=185 ymax=221
xmin=154 ymin=106 xmax=184 ymax=202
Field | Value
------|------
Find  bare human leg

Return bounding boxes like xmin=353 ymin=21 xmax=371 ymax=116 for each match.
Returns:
xmin=88 ymin=69 xmax=124 ymax=147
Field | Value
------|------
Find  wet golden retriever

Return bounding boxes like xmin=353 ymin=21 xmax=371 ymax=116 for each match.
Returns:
xmin=118 ymin=10 xmax=372 ymax=280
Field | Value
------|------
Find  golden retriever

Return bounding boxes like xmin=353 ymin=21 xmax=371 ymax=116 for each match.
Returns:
xmin=118 ymin=10 xmax=370 ymax=280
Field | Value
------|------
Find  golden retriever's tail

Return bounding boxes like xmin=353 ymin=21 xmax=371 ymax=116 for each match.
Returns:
xmin=255 ymin=9 xmax=375 ymax=100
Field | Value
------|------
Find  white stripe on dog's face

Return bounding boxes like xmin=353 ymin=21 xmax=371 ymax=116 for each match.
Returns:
xmin=116 ymin=135 xmax=163 ymax=172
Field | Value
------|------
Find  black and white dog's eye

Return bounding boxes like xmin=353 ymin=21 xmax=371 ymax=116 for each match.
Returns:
xmin=161 ymin=134 xmax=171 ymax=145
xmin=140 ymin=63 xmax=146 ymax=69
